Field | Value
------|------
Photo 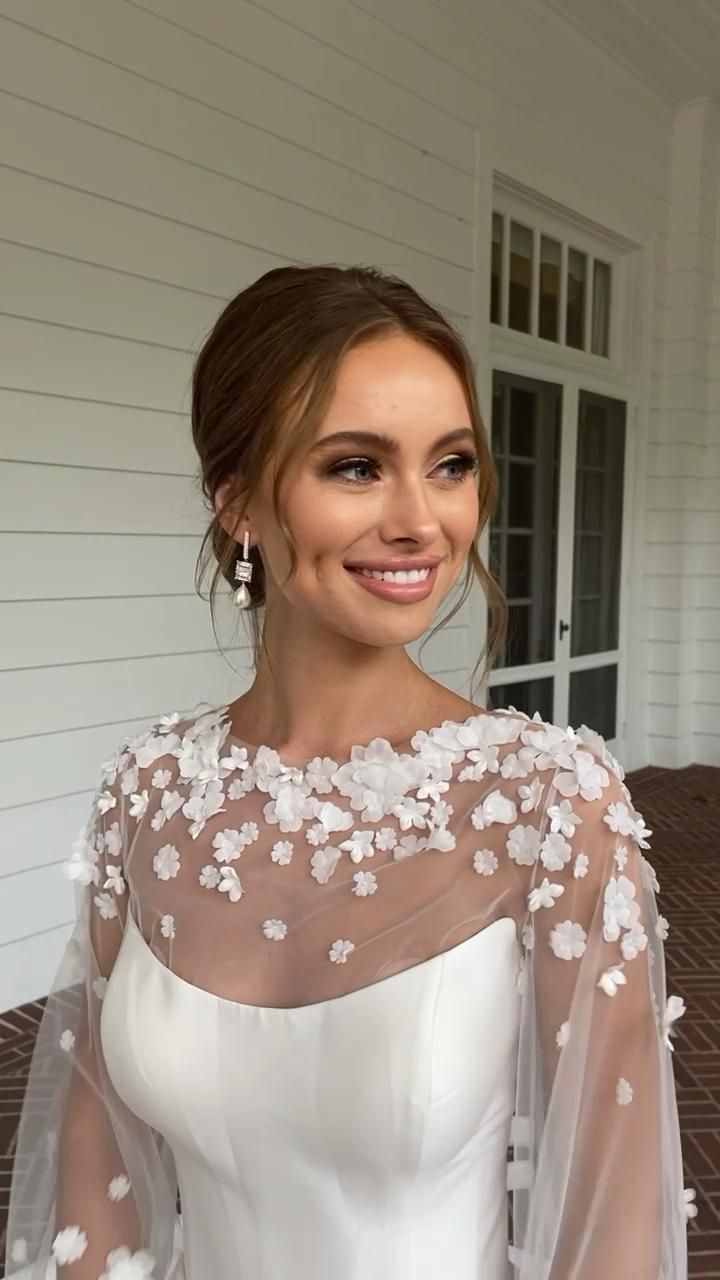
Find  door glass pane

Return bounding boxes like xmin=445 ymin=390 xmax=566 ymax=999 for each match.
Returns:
xmin=566 ymin=248 xmax=587 ymax=349
xmin=571 ymin=393 xmax=626 ymax=658
xmin=491 ymin=212 xmax=504 ymax=325
xmin=489 ymin=372 xmax=561 ymax=669
xmin=592 ymin=259 xmax=611 ymax=357
xmin=569 ymin=665 xmax=617 ymax=739
xmin=508 ymin=222 xmax=533 ymax=333
xmin=488 ymin=677 xmax=554 ymax=722
xmin=539 ymin=236 xmax=561 ymax=342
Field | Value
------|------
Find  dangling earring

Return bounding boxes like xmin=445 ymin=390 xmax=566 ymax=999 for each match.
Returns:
xmin=233 ymin=529 xmax=253 ymax=608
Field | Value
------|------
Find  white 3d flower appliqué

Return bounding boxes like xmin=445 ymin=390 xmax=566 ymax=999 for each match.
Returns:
xmin=270 ymin=840 xmax=294 ymax=864
xmin=393 ymin=832 xmax=430 ymax=859
xmin=613 ymin=842 xmax=628 ymax=872
xmin=473 ymin=848 xmax=498 ymax=876
xmin=98 ymin=1245 xmax=157 ymax=1279
xmin=212 ymin=827 xmax=250 ymax=864
xmin=597 ymin=964 xmax=627 ymax=997
xmin=94 ymin=891 xmax=119 ymax=921
xmin=471 ymin=790 xmax=518 ymax=831
xmin=308 ymin=802 xmax=353 ymax=844
xmin=603 ymin=801 xmax=652 ymax=848
xmin=539 ymin=832 xmax=572 ymax=872
xmin=10 ymin=1238 xmax=28 ymax=1264
xmin=310 ymin=846 xmax=341 ymax=884
xmin=655 ymin=915 xmax=670 ymax=941
xmin=104 ymin=864 xmax=126 ymax=895
xmin=546 ymin=799 xmax=582 ymax=839
xmin=603 ymin=874 xmax=641 ymax=942
xmin=684 ymin=1187 xmax=698 ymax=1220
xmin=549 ymin=920 xmax=587 ymax=960
xmin=160 ymin=914 xmax=175 ymax=939
xmin=329 ymin=939 xmax=355 ymax=964
xmin=199 ymin=864 xmax=221 ymax=889
xmin=63 ymin=833 xmax=100 ymax=886
xmin=374 ymin=826 xmax=397 ymax=852
xmin=52 ymin=1226 xmax=88 ymax=1264
xmin=339 ymin=829 xmax=376 ymax=863
xmin=506 ymin=825 xmax=541 ymax=866
xmin=391 ymin=792 xmax=431 ymax=831
xmin=517 ymin=776 xmax=543 ymax=813
xmin=552 ymin=747 xmax=608 ymax=801
xmin=218 ymin=867 xmax=243 ymax=902
xmin=616 ymin=1077 xmax=633 ymax=1105
xmin=108 ymin=1174 xmax=131 ymax=1201
xmin=620 ymin=920 xmax=648 ymax=962
xmin=263 ymin=918 xmax=288 ymax=941
xmin=663 ymin=994 xmax=686 ymax=1051
xmin=152 ymin=844 xmax=181 ymax=880
xmin=352 ymin=870 xmax=378 ymax=896
xmin=527 ymin=878 xmax=564 ymax=912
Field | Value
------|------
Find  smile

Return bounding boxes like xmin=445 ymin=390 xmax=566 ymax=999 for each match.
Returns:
xmin=344 ymin=564 xmax=438 ymax=602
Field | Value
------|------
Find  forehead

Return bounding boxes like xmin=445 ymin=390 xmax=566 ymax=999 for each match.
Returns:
xmin=324 ymin=335 xmax=470 ymax=427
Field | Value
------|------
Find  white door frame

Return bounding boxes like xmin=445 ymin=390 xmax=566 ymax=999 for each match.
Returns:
xmin=478 ymin=343 xmax=639 ymax=760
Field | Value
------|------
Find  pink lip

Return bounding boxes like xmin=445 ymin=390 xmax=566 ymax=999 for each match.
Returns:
xmin=345 ymin=563 xmax=438 ymax=602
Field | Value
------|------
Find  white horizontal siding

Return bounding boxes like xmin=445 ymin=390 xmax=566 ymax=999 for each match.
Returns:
xmin=646 ymin=98 xmax=720 ymax=766
xmin=360 ymin=0 xmax=671 ymax=230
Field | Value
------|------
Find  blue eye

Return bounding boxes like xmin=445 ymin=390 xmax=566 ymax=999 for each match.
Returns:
xmin=326 ymin=451 xmax=480 ymax=486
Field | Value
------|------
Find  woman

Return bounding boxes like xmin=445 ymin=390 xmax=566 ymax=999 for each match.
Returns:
xmin=5 ymin=265 xmax=690 ymax=1278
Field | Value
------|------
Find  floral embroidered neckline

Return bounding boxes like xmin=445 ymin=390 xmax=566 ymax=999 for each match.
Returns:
xmin=215 ymin=701 xmax=509 ymax=773
xmin=212 ymin=701 xmax=509 ymax=768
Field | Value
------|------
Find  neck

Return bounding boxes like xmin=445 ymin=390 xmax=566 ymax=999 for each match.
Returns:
xmin=226 ymin=622 xmax=455 ymax=759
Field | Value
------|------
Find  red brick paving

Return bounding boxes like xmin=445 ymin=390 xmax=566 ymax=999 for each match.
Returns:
xmin=1 ymin=762 xmax=718 ymax=1277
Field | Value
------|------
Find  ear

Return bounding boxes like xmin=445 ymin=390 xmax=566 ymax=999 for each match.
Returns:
xmin=213 ymin=477 xmax=247 ymax=542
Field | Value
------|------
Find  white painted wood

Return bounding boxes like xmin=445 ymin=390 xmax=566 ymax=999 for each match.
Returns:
xmin=0 ymin=925 xmax=74 ymax=1012
xmin=0 ymin=2 xmax=476 ymax=199
xmin=0 ymin=791 xmax=105 ymax=880
xmin=0 ymin=864 xmax=76 ymax=946
xmin=1 ymin=389 xmax=194 ymax=471
xmin=543 ymin=0 xmax=720 ymax=104
xmin=0 ymin=98 xmax=472 ymax=318
xmin=1 ymin=533 xmax=200 ymax=600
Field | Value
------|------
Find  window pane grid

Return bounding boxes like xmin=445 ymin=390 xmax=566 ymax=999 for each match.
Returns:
xmin=490 ymin=210 xmax=614 ymax=361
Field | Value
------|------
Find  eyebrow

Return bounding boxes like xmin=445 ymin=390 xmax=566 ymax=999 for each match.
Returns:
xmin=309 ymin=426 xmax=476 ymax=454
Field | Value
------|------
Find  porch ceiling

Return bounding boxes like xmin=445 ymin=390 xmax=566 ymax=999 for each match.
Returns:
xmin=544 ymin=0 xmax=720 ymax=105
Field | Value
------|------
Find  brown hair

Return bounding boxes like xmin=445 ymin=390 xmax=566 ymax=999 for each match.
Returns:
xmin=191 ymin=263 xmax=507 ymax=703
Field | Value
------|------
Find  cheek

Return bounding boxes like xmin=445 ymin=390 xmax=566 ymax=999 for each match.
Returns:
xmin=445 ymin=493 xmax=480 ymax=544
xmin=286 ymin=483 xmax=366 ymax=553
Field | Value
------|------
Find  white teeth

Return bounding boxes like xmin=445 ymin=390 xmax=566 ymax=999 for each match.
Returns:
xmin=354 ymin=567 xmax=431 ymax=583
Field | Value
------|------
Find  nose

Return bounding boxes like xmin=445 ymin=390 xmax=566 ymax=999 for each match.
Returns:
xmin=378 ymin=475 xmax=444 ymax=543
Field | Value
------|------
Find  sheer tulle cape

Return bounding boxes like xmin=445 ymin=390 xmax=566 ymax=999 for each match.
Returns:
xmin=4 ymin=702 xmax=689 ymax=1278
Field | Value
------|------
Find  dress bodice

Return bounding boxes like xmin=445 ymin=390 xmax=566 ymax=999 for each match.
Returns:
xmin=101 ymin=909 xmax=522 ymax=1280
xmin=4 ymin=700 xmax=689 ymax=1280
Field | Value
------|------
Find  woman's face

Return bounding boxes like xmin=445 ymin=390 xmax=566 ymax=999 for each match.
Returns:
xmin=220 ymin=332 xmax=481 ymax=648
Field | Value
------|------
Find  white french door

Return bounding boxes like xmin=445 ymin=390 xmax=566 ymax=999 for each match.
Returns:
xmin=485 ymin=368 xmax=629 ymax=755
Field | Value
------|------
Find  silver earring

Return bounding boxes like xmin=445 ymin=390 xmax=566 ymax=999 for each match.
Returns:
xmin=233 ymin=529 xmax=253 ymax=608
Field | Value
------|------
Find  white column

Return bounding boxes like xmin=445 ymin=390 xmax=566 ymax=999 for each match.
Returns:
xmin=648 ymin=97 xmax=720 ymax=766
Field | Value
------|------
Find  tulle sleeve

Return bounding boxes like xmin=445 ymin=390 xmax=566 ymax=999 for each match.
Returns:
xmin=508 ymin=736 xmax=689 ymax=1278
xmin=4 ymin=740 xmax=182 ymax=1280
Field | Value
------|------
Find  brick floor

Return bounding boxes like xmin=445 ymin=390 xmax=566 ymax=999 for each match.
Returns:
xmin=1 ymin=762 xmax=719 ymax=1277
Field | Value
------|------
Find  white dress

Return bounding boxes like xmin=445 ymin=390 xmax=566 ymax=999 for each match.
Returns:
xmin=5 ymin=702 xmax=691 ymax=1279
